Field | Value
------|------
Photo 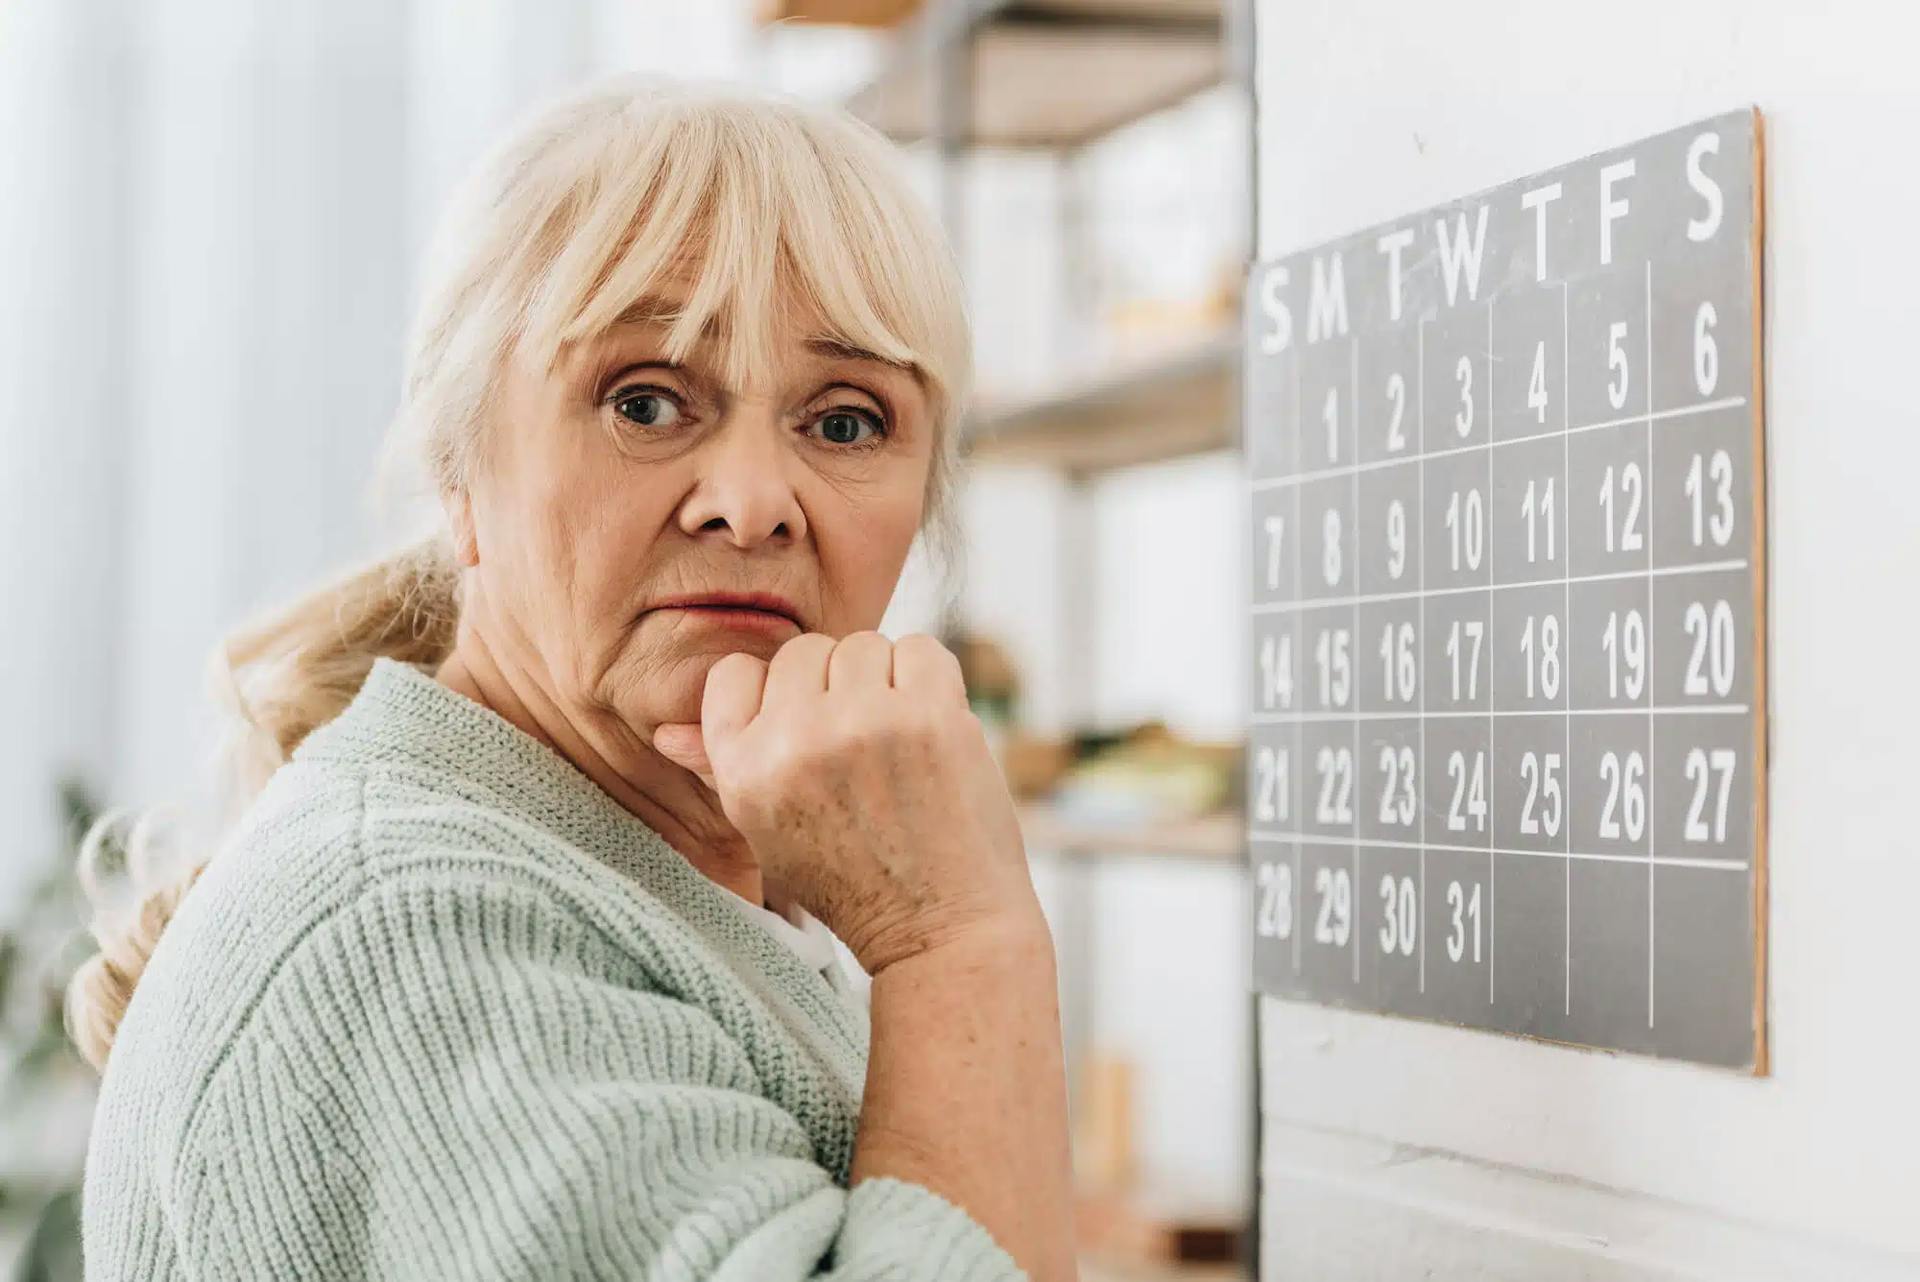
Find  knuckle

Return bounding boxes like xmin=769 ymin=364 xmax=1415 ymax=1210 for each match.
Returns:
xmin=779 ymin=632 xmax=833 ymax=661
xmin=897 ymin=631 xmax=951 ymax=661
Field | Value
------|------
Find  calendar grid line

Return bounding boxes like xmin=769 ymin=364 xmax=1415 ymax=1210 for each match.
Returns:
xmin=1246 ymin=830 xmax=1747 ymax=872
xmin=1248 ymin=393 xmax=1750 ymax=491
xmin=1417 ymin=313 xmax=1428 ymax=996
xmin=1252 ymin=557 xmax=1747 ymax=614
xmin=1292 ymin=340 xmax=1304 ymax=977
xmin=1645 ymin=257 xmax=1657 ymax=1032
xmin=1290 ymin=339 xmax=1305 ymax=971
xmin=1350 ymin=333 xmax=1361 ymax=986
xmin=1561 ymin=277 xmax=1573 ymax=1018
xmin=1486 ymin=298 xmax=1496 ymax=1008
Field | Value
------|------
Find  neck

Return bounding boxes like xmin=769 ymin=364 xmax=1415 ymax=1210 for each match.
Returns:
xmin=432 ymin=622 xmax=765 ymax=909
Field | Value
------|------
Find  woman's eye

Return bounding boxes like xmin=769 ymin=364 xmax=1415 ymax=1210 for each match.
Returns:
xmin=614 ymin=391 xmax=683 ymax=429
xmin=811 ymin=409 xmax=882 ymax=446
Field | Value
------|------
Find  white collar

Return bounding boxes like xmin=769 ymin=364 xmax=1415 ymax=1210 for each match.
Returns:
xmin=723 ymin=889 xmax=871 ymax=1005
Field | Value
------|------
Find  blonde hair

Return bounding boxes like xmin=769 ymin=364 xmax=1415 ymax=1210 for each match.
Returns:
xmin=65 ymin=75 xmax=972 ymax=1072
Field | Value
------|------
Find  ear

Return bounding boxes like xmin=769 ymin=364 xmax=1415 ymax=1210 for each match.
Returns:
xmin=442 ymin=487 xmax=480 ymax=568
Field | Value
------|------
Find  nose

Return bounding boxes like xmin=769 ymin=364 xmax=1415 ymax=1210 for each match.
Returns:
xmin=674 ymin=412 xmax=807 ymax=549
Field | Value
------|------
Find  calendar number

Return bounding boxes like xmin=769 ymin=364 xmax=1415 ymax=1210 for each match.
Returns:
xmin=1323 ymin=386 xmax=1340 ymax=463
xmin=1446 ymin=880 xmax=1482 ymax=964
xmin=1314 ymin=866 xmax=1353 ymax=946
xmin=1446 ymin=749 xmax=1488 ymax=834
xmin=1258 ymin=630 xmax=1293 ymax=710
xmin=1256 ymin=862 xmax=1293 ymax=940
xmin=1377 ymin=745 xmax=1417 ymax=828
xmin=1520 ymin=613 xmax=1562 ymax=701
xmin=1527 ymin=339 xmax=1549 ymax=424
xmin=1454 ymin=354 xmax=1475 ymax=436
xmin=1253 ymin=745 xmax=1290 ymax=824
xmin=1315 ymin=627 xmax=1352 ymax=708
xmin=1598 ymin=750 xmax=1647 ymax=842
xmin=1386 ymin=372 xmax=1408 ymax=453
xmin=1600 ymin=462 xmax=1645 ymax=554
xmin=1386 ymin=499 xmax=1408 ymax=580
xmin=1322 ymin=508 xmax=1343 ymax=586
xmin=1603 ymin=608 xmax=1646 ymax=701
xmin=1519 ymin=751 xmax=1564 ymax=838
xmin=1694 ymin=300 xmax=1719 ymax=396
xmin=1684 ymin=748 xmax=1737 ymax=844
xmin=1607 ymin=320 xmax=1631 ymax=410
xmin=1683 ymin=600 xmax=1736 ymax=697
xmin=1315 ymin=745 xmax=1354 ymax=825
xmin=1446 ymin=487 xmax=1485 ymax=572
xmin=1686 ymin=449 xmax=1735 ymax=548
xmin=1378 ymin=875 xmax=1417 ymax=956
xmin=1521 ymin=477 xmax=1556 ymax=563
xmin=1446 ymin=618 xmax=1484 ymax=701
xmin=1263 ymin=514 xmax=1286 ymax=590
xmin=1378 ymin=621 xmax=1417 ymax=704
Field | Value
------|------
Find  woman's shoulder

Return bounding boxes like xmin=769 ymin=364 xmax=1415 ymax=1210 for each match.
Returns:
xmin=104 ymin=755 xmax=685 ymax=1112
xmin=83 ymin=757 xmax=769 ymax=1254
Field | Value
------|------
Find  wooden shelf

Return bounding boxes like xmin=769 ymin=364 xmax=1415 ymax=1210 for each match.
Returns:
xmin=965 ymin=331 xmax=1237 ymax=475
xmin=848 ymin=1 xmax=1225 ymax=149
xmin=756 ymin=0 xmax=922 ymax=24
xmin=1020 ymin=803 xmax=1243 ymax=862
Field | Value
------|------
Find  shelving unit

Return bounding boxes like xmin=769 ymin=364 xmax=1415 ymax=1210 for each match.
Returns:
xmin=766 ymin=2 xmax=1256 ymax=1274
xmin=848 ymin=1 xmax=1224 ymax=149
xmin=967 ymin=330 xmax=1237 ymax=475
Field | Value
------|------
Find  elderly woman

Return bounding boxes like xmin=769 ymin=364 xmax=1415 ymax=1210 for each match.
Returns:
xmin=70 ymin=78 xmax=1074 ymax=1281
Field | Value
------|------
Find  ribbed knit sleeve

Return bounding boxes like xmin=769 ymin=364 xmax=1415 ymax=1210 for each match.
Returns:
xmin=166 ymin=862 xmax=1026 ymax=1282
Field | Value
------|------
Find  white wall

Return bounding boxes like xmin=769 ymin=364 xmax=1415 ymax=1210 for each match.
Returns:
xmin=1254 ymin=2 xmax=1920 ymax=1277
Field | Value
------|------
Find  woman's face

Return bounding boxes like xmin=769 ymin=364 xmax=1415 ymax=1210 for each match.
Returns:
xmin=451 ymin=273 xmax=935 ymax=737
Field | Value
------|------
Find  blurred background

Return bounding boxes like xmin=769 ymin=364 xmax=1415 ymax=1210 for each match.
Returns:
xmin=13 ymin=3 xmax=1919 ymax=1281
xmin=0 ymin=1 xmax=1255 ymax=1278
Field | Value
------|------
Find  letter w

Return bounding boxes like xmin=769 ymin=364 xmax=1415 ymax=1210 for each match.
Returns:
xmin=1434 ymin=206 xmax=1490 ymax=307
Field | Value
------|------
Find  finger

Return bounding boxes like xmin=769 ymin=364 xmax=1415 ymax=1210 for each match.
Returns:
xmin=891 ymin=633 xmax=967 ymax=702
xmin=826 ymin=630 xmax=894 ymax=692
xmin=701 ymin=651 xmax=770 ymax=755
xmin=651 ymin=723 xmax=715 ymax=788
xmin=760 ymin=632 xmax=835 ymax=711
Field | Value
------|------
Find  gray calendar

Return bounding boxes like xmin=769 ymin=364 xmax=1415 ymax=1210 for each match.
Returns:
xmin=1244 ymin=110 xmax=1767 ymax=1070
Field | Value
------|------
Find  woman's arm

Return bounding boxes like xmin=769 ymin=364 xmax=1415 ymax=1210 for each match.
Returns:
xmin=655 ymin=631 xmax=1080 ymax=1282
xmin=856 ymin=915 xmax=1076 ymax=1282
xmin=171 ymin=865 xmax=1030 ymax=1282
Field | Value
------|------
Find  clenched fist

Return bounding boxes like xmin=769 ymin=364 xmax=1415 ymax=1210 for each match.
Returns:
xmin=651 ymin=631 xmax=1037 ymax=976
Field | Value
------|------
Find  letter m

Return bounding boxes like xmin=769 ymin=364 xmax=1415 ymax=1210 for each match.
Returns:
xmin=1307 ymin=252 xmax=1348 ymax=342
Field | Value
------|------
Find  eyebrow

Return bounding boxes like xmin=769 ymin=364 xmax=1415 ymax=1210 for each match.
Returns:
xmin=606 ymin=294 xmax=922 ymax=379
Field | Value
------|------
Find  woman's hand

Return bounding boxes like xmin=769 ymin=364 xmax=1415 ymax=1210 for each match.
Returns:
xmin=651 ymin=632 xmax=1037 ymax=975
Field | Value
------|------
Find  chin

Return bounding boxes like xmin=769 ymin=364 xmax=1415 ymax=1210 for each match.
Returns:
xmin=610 ymin=637 xmax=780 ymax=727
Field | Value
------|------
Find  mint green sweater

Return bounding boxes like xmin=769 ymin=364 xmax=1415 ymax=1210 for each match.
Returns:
xmin=82 ymin=657 xmax=1026 ymax=1281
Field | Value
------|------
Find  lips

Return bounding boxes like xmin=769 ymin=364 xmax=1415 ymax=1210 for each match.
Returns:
xmin=647 ymin=592 xmax=804 ymax=629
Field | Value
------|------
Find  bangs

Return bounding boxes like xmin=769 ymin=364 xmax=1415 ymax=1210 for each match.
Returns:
xmin=513 ymin=91 xmax=965 ymax=415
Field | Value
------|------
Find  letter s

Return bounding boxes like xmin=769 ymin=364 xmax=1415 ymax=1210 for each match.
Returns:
xmin=1687 ymin=132 xmax=1724 ymax=243
xmin=1258 ymin=265 xmax=1292 ymax=355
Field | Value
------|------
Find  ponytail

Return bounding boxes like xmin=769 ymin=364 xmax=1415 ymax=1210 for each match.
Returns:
xmin=64 ymin=534 xmax=461 ymax=1071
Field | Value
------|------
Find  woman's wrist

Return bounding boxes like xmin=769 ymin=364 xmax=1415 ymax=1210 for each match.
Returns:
xmin=863 ymin=904 xmax=1056 ymax=986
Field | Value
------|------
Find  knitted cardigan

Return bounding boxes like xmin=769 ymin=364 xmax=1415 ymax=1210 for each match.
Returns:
xmin=81 ymin=657 xmax=1026 ymax=1281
